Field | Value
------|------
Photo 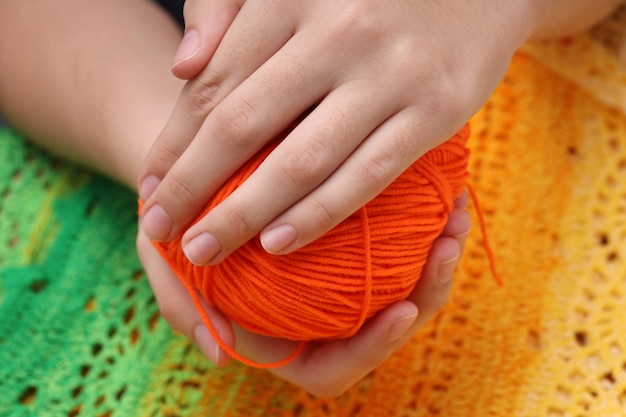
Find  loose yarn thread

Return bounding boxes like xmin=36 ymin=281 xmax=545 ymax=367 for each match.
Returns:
xmin=146 ymin=124 xmax=499 ymax=368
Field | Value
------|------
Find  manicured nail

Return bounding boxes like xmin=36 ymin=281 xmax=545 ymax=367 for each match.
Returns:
xmin=141 ymin=204 xmax=173 ymax=241
xmin=261 ymin=225 xmax=297 ymax=254
xmin=184 ymin=232 xmax=222 ymax=265
xmin=437 ymin=255 xmax=459 ymax=285
xmin=138 ymin=175 xmax=160 ymax=202
xmin=194 ymin=325 xmax=220 ymax=365
xmin=173 ymin=30 xmax=200 ymax=67
xmin=388 ymin=313 xmax=418 ymax=343
xmin=455 ymin=229 xmax=471 ymax=241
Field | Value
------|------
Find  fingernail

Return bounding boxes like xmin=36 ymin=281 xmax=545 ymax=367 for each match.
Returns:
xmin=138 ymin=175 xmax=160 ymax=202
xmin=388 ymin=313 xmax=418 ymax=343
xmin=261 ymin=225 xmax=297 ymax=254
xmin=173 ymin=30 xmax=200 ymax=67
xmin=184 ymin=232 xmax=222 ymax=265
xmin=455 ymin=229 xmax=471 ymax=241
xmin=141 ymin=204 xmax=173 ymax=241
xmin=438 ymin=255 xmax=459 ymax=285
xmin=194 ymin=325 xmax=221 ymax=365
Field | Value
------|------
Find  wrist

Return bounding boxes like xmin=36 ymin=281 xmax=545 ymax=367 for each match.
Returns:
xmin=91 ymin=74 xmax=183 ymax=192
xmin=108 ymin=113 xmax=166 ymax=192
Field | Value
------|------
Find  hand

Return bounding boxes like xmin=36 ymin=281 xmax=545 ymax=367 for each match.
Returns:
xmin=137 ymin=0 xmax=531 ymax=266
xmin=136 ymin=195 xmax=471 ymax=398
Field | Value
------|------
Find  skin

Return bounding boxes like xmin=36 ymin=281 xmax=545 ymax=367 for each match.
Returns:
xmin=0 ymin=0 xmax=622 ymax=398
xmin=138 ymin=209 xmax=469 ymax=398
xmin=0 ymin=0 xmax=470 ymax=397
xmin=137 ymin=0 xmax=623 ymax=269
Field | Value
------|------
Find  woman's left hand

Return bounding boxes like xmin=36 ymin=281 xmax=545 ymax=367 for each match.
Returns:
xmin=137 ymin=193 xmax=471 ymax=398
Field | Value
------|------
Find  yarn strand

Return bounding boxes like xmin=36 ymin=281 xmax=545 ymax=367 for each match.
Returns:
xmin=140 ymin=124 xmax=500 ymax=369
xmin=467 ymin=184 xmax=504 ymax=286
xmin=148 ymin=232 xmax=307 ymax=369
xmin=352 ymin=206 xmax=373 ymax=337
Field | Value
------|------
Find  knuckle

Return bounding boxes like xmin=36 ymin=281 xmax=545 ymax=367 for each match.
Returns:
xmin=331 ymin=3 xmax=382 ymax=42
xmin=187 ymin=72 xmax=227 ymax=116
xmin=212 ymin=98 xmax=259 ymax=152
xmin=215 ymin=97 xmax=257 ymax=145
xmin=151 ymin=141 xmax=183 ymax=172
xmin=279 ymin=142 xmax=327 ymax=187
xmin=222 ymin=205 xmax=256 ymax=240
xmin=307 ymin=197 xmax=337 ymax=232
xmin=355 ymin=152 xmax=394 ymax=187
xmin=160 ymin=173 xmax=199 ymax=214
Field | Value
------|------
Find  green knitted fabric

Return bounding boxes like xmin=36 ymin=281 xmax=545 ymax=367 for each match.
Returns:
xmin=0 ymin=127 xmax=172 ymax=416
xmin=0 ymin=127 xmax=302 ymax=417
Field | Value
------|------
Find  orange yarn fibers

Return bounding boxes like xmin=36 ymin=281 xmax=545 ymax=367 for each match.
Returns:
xmin=150 ymin=124 xmax=471 ymax=365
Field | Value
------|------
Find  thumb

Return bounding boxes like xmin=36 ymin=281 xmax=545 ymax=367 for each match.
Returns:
xmin=172 ymin=0 xmax=244 ymax=79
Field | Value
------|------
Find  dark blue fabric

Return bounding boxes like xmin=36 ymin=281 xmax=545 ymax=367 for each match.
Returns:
xmin=155 ymin=0 xmax=185 ymax=28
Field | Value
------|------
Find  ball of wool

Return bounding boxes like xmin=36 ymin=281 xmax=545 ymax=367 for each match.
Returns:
xmin=153 ymin=125 xmax=470 ymax=342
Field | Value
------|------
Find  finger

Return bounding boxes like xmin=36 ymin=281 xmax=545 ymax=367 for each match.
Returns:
xmin=182 ymin=229 xmax=462 ymax=394
xmin=137 ymin=233 xmax=199 ymax=336
xmin=271 ymin=301 xmax=419 ymax=398
xmin=405 ymin=236 xmax=459 ymax=332
xmin=440 ymin=202 xmax=471 ymax=260
xmin=441 ymin=207 xmax=471 ymax=238
xmin=136 ymin=234 xmax=233 ymax=366
xmin=172 ymin=0 xmax=244 ymax=79
xmin=371 ymin=236 xmax=459 ymax=361
xmin=139 ymin=2 xmax=302 ymax=241
xmin=137 ymin=0 xmax=296 ymax=204
xmin=276 ymin=233 xmax=460 ymax=397
xmin=454 ymin=189 xmax=469 ymax=209
xmin=180 ymin=80 xmax=396 ymax=264
xmin=260 ymin=109 xmax=465 ymax=254
xmin=230 ymin=323 xmax=303 ymax=366
xmin=192 ymin=301 xmax=234 ymax=367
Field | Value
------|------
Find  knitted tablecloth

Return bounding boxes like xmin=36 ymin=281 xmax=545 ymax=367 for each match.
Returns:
xmin=3 ymin=10 xmax=626 ymax=417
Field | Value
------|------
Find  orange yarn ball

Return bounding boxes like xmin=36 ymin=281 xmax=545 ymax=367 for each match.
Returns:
xmin=154 ymin=125 xmax=470 ymax=342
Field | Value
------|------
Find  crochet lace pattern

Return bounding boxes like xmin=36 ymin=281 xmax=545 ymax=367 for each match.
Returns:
xmin=3 ymin=8 xmax=626 ymax=416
